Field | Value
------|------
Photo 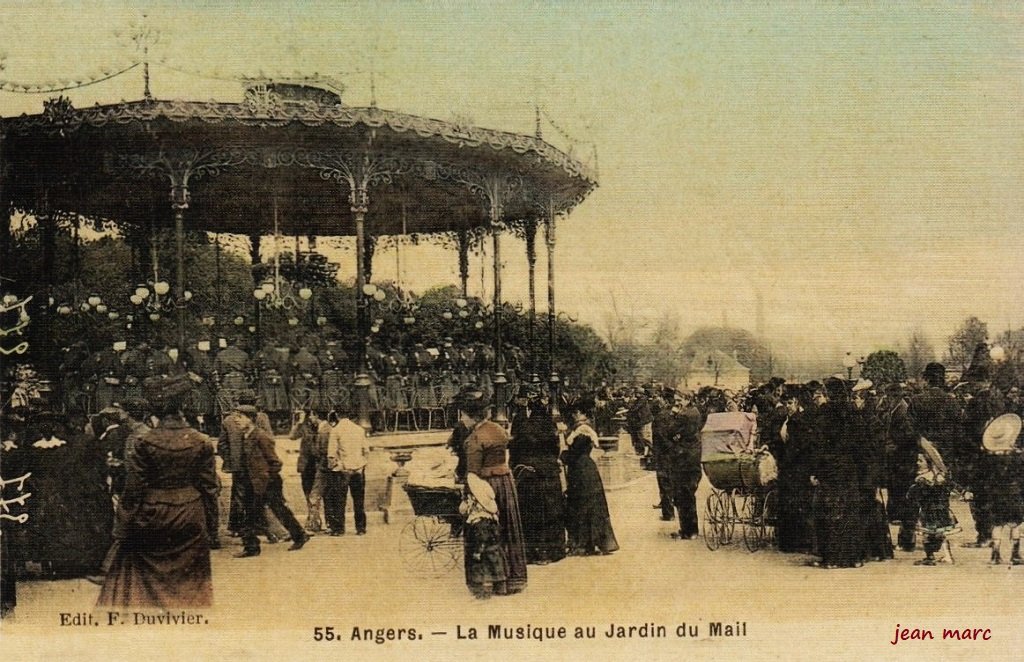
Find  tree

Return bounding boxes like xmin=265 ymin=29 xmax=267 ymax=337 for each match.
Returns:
xmin=946 ymin=316 xmax=988 ymax=373
xmin=901 ymin=327 xmax=935 ymax=380
xmin=600 ymin=294 xmax=645 ymax=383
xmin=861 ymin=350 xmax=907 ymax=385
xmin=646 ymin=312 xmax=686 ymax=386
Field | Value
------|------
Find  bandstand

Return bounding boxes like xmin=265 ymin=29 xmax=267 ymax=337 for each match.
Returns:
xmin=0 ymin=81 xmax=597 ymax=429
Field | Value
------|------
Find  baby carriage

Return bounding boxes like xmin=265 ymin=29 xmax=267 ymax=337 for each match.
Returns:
xmin=700 ymin=411 xmax=778 ymax=551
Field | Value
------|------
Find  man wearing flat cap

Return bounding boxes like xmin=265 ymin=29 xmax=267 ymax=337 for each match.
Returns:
xmin=232 ymin=400 xmax=308 ymax=557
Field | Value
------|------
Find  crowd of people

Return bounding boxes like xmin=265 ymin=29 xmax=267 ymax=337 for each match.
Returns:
xmin=623 ymin=356 xmax=1024 ymax=569
xmin=50 ymin=334 xmax=537 ymax=433
xmin=2 ymin=340 xmax=1022 ymax=615
xmin=447 ymin=384 xmax=617 ymax=599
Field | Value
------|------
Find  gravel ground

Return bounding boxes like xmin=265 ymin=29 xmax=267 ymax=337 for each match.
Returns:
xmin=4 ymin=447 xmax=1023 ymax=661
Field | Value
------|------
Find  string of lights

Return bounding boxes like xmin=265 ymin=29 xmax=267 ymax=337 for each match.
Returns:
xmin=540 ymin=108 xmax=599 ymax=172
xmin=0 ymin=61 xmax=142 ymax=94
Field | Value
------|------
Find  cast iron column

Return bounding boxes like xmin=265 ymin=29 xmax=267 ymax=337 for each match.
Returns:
xmin=487 ymin=177 xmax=508 ymax=425
xmin=545 ymin=202 xmax=560 ymax=420
xmin=457 ymin=229 xmax=470 ymax=298
xmin=525 ymin=219 xmax=538 ymax=382
xmin=351 ymin=181 xmax=373 ymax=431
xmin=171 ymin=181 xmax=190 ymax=353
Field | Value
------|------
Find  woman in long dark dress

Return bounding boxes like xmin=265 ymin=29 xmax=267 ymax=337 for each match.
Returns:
xmin=13 ymin=410 xmax=112 ymax=579
xmin=775 ymin=387 xmax=819 ymax=554
xmin=809 ymin=378 xmax=865 ymax=568
xmin=509 ymin=386 xmax=566 ymax=564
xmin=97 ymin=375 xmax=219 ymax=608
xmin=457 ymin=390 xmax=528 ymax=596
xmin=851 ymin=384 xmax=893 ymax=562
xmin=561 ymin=408 xmax=619 ymax=556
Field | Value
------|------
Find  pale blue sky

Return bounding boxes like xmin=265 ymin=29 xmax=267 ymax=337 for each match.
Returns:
xmin=2 ymin=2 xmax=1021 ymax=363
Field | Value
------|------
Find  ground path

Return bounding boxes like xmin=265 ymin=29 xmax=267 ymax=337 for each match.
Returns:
xmin=4 ymin=438 xmax=1023 ymax=661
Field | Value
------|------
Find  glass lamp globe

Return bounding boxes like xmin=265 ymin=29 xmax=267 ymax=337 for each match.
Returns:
xmin=154 ymin=281 xmax=170 ymax=296
xmin=299 ymin=287 xmax=313 ymax=300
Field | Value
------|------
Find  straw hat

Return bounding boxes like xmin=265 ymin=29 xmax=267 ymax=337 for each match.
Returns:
xmin=466 ymin=474 xmax=498 ymax=515
xmin=982 ymin=413 xmax=1022 ymax=454
xmin=852 ymin=378 xmax=873 ymax=393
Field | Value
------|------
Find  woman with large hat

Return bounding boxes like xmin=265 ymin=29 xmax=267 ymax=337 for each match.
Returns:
xmin=97 ymin=374 xmax=219 ymax=608
xmin=809 ymin=378 xmax=865 ymax=568
xmin=12 ymin=405 xmax=112 ymax=579
xmin=977 ymin=413 xmax=1024 ymax=565
xmin=456 ymin=389 xmax=527 ymax=596
xmin=560 ymin=405 xmax=619 ymax=556
xmin=509 ymin=383 xmax=566 ymax=565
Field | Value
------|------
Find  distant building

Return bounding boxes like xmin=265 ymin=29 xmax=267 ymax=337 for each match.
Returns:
xmin=682 ymin=349 xmax=751 ymax=391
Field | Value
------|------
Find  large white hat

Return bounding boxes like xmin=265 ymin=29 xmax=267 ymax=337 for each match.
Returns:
xmin=982 ymin=414 xmax=1022 ymax=454
xmin=852 ymin=378 xmax=873 ymax=393
xmin=466 ymin=474 xmax=498 ymax=515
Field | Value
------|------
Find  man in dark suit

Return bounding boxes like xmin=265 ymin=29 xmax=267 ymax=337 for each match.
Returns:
xmin=666 ymin=391 xmax=705 ymax=540
xmin=233 ymin=404 xmax=308 ymax=557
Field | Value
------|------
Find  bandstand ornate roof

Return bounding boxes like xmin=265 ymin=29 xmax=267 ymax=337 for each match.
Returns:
xmin=0 ymin=88 xmax=597 ymax=237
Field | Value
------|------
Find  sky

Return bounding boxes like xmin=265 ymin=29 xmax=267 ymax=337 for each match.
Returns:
xmin=1 ymin=1 xmax=1021 ymax=367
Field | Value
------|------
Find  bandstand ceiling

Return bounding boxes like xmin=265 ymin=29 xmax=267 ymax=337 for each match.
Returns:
xmin=1 ymin=92 xmax=597 ymax=237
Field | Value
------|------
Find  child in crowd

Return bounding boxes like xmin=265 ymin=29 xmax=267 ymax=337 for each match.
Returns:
xmin=906 ymin=451 xmax=956 ymax=566
xmin=460 ymin=474 xmax=508 ymax=599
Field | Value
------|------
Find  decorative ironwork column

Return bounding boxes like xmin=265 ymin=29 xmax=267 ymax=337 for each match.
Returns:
xmin=481 ymin=173 xmax=521 ymax=425
xmin=0 ymin=127 xmax=9 ymax=283
xmin=524 ymin=219 xmax=538 ymax=382
xmin=457 ymin=229 xmax=470 ymax=298
xmin=170 ymin=177 xmax=190 ymax=352
xmin=545 ymin=201 xmax=561 ymax=420
xmin=117 ymin=147 xmax=250 ymax=352
xmin=248 ymin=233 xmax=261 ymax=266
xmin=351 ymin=180 xmax=373 ymax=431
